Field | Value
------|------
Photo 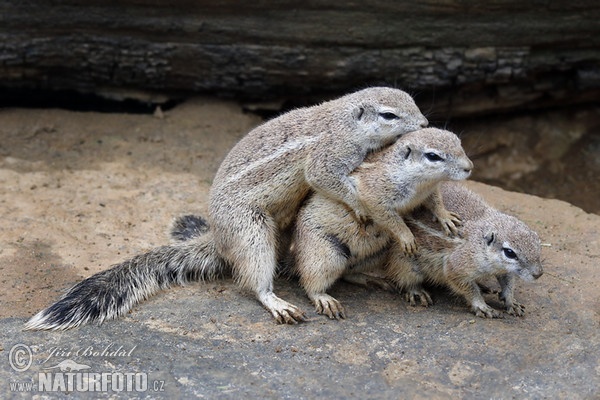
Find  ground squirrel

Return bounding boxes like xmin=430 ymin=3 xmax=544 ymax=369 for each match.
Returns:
xmin=174 ymin=182 xmax=543 ymax=320
xmin=383 ymin=182 xmax=543 ymax=318
xmin=25 ymin=87 xmax=428 ymax=330
xmin=208 ymin=87 xmax=428 ymax=323
xmin=289 ymin=128 xmax=473 ymax=319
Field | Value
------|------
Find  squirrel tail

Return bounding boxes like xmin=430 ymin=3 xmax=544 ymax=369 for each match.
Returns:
xmin=170 ymin=214 xmax=209 ymax=242
xmin=24 ymin=229 xmax=226 ymax=331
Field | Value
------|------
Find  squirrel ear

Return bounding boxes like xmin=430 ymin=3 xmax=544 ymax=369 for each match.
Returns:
xmin=353 ymin=106 xmax=365 ymax=121
xmin=484 ymin=232 xmax=495 ymax=246
xmin=404 ymin=146 xmax=412 ymax=159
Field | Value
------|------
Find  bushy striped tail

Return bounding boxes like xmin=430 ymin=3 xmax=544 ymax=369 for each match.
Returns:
xmin=170 ymin=214 xmax=209 ymax=242
xmin=25 ymin=232 xmax=226 ymax=330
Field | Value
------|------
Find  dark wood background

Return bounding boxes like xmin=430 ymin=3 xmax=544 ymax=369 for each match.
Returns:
xmin=2 ymin=1 xmax=599 ymax=115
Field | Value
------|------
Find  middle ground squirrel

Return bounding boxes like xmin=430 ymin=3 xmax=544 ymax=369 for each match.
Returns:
xmin=289 ymin=128 xmax=473 ymax=319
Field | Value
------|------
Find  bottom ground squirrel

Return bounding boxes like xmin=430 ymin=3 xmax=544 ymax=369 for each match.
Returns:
xmin=385 ymin=182 xmax=544 ymax=318
xmin=293 ymin=181 xmax=543 ymax=319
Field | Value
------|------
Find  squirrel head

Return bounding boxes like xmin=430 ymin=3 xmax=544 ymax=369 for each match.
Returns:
xmin=468 ymin=213 xmax=543 ymax=281
xmin=392 ymin=128 xmax=473 ymax=182
xmin=342 ymin=87 xmax=428 ymax=149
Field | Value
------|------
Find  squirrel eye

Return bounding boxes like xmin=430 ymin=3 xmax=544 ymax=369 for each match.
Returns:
xmin=502 ymin=248 xmax=518 ymax=260
xmin=425 ymin=152 xmax=444 ymax=162
xmin=379 ymin=112 xmax=400 ymax=120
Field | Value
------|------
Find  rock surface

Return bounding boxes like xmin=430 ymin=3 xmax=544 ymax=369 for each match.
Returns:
xmin=0 ymin=100 xmax=598 ymax=398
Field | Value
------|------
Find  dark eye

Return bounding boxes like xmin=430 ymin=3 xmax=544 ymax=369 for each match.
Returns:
xmin=425 ymin=152 xmax=444 ymax=162
xmin=503 ymin=248 xmax=518 ymax=260
xmin=379 ymin=112 xmax=399 ymax=120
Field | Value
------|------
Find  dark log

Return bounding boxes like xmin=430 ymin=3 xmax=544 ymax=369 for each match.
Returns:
xmin=1 ymin=1 xmax=599 ymax=115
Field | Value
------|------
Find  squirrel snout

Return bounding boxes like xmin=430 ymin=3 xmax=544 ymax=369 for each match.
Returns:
xmin=420 ymin=117 xmax=429 ymax=128
xmin=532 ymin=267 xmax=543 ymax=280
xmin=461 ymin=159 xmax=474 ymax=174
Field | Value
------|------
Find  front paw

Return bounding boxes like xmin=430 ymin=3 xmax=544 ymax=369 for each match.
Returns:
xmin=472 ymin=304 xmax=503 ymax=319
xmin=437 ymin=211 xmax=462 ymax=236
xmin=499 ymin=292 xmax=525 ymax=317
xmin=505 ymin=301 xmax=526 ymax=317
xmin=398 ymin=233 xmax=418 ymax=256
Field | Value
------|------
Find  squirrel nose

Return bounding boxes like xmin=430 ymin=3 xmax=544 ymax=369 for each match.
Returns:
xmin=462 ymin=159 xmax=474 ymax=174
xmin=420 ymin=117 xmax=429 ymax=128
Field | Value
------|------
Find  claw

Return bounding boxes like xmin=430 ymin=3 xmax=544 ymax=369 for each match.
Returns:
xmin=402 ymin=239 xmax=418 ymax=256
xmin=274 ymin=308 xmax=307 ymax=324
xmin=439 ymin=211 xmax=462 ymax=237
xmin=261 ymin=292 xmax=308 ymax=324
xmin=473 ymin=305 xmax=503 ymax=319
xmin=505 ymin=302 xmax=526 ymax=317
xmin=404 ymin=288 xmax=433 ymax=307
xmin=312 ymin=294 xmax=346 ymax=320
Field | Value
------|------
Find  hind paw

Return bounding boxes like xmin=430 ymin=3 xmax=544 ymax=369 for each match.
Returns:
xmin=261 ymin=293 xmax=307 ymax=324
xmin=404 ymin=288 xmax=433 ymax=307
xmin=505 ymin=301 xmax=526 ymax=317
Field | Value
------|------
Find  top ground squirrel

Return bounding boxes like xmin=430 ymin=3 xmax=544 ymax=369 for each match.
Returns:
xmin=208 ymin=87 xmax=428 ymax=323
xmin=24 ymin=87 xmax=429 ymax=330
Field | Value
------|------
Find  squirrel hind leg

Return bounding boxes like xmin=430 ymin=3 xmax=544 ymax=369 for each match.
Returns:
xmin=301 ymin=259 xmax=348 ymax=320
xmin=222 ymin=215 xmax=307 ymax=325
xmin=294 ymin=230 xmax=354 ymax=320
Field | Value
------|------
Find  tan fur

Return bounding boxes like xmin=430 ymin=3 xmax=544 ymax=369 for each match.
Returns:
xmin=289 ymin=128 xmax=473 ymax=319
xmin=209 ymin=87 xmax=428 ymax=323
